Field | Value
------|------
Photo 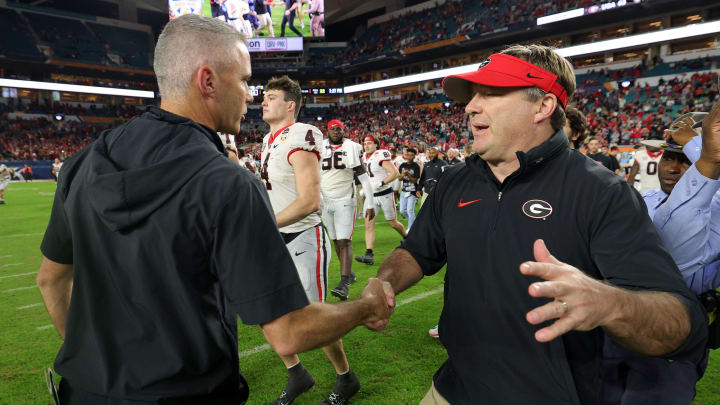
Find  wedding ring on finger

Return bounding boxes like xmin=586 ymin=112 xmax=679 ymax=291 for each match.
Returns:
xmin=559 ymin=300 xmax=569 ymax=315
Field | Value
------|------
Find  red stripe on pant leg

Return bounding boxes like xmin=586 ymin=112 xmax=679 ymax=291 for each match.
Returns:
xmin=315 ymin=226 xmax=323 ymax=300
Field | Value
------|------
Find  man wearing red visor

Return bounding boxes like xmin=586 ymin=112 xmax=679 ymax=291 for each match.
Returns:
xmin=374 ymin=44 xmax=707 ymax=404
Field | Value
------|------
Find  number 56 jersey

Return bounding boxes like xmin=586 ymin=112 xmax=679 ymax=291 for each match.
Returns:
xmin=320 ymin=138 xmax=363 ymax=201
xmin=260 ymin=123 xmax=324 ymax=233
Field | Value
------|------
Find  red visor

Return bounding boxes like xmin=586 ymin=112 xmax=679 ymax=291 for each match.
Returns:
xmin=442 ymin=54 xmax=569 ymax=108
xmin=363 ymin=136 xmax=378 ymax=144
xmin=328 ymin=119 xmax=344 ymax=131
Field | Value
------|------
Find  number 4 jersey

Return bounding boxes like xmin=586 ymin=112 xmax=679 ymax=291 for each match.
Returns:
xmin=320 ymin=138 xmax=363 ymax=201
xmin=261 ymin=122 xmax=323 ymax=233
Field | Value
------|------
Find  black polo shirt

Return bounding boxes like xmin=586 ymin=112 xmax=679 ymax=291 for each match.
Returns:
xmin=587 ymin=152 xmax=612 ymax=168
xmin=41 ymin=106 xmax=309 ymax=402
xmin=400 ymin=131 xmax=707 ymax=405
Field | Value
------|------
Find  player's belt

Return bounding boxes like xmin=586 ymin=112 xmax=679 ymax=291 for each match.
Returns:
xmin=373 ymin=188 xmax=393 ymax=197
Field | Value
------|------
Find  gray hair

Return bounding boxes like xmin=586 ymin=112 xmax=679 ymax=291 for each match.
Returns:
xmin=154 ymin=14 xmax=247 ymax=100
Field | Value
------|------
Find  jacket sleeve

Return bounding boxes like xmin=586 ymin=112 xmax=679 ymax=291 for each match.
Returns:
xmin=588 ymin=181 xmax=707 ymax=362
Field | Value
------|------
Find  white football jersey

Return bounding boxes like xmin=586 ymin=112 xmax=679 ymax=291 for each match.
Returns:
xmin=0 ymin=165 xmax=10 ymax=181
xmin=219 ymin=133 xmax=238 ymax=155
xmin=393 ymin=155 xmax=405 ymax=168
xmin=635 ymin=149 xmax=663 ymax=194
xmin=320 ymin=138 xmax=363 ymax=201
xmin=226 ymin=0 xmax=248 ymax=18
xmin=261 ymin=123 xmax=324 ymax=233
xmin=363 ymin=149 xmax=393 ymax=191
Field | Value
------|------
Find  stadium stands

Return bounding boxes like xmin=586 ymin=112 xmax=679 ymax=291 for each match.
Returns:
xmin=24 ymin=11 xmax=105 ymax=64
xmin=87 ymin=22 xmax=151 ymax=69
xmin=341 ymin=0 xmax=590 ymax=65
xmin=0 ymin=5 xmax=152 ymax=69
xmin=0 ymin=7 xmax=43 ymax=61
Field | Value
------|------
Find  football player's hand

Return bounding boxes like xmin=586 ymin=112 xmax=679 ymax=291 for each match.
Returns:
xmin=285 ymin=10 xmax=290 ymax=15
xmin=520 ymin=239 xmax=617 ymax=343
xmin=361 ymin=278 xmax=395 ymax=331
xmin=365 ymin=208 xmax=375 ymax=221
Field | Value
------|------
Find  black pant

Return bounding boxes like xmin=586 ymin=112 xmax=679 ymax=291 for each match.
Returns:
xmin=280 ymin=11 xmax=302 ymax=37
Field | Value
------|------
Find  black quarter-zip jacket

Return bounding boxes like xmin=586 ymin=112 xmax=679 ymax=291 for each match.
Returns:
xmin=401 ymin=131 xmax=707 ymax=405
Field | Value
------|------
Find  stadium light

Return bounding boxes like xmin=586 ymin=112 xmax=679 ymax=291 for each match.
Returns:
xmin=343 ymin=20 xmax=720 ymax=94
xmin=0 ymin=78 xmax=155 ymax=98
xmin=556 ymin=20 xmax=720 ymax=57
xmin=536 ymin=8 xmax=585 ymax=26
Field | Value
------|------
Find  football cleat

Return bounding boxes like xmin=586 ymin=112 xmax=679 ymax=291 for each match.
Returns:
xmin=331 ymin=282 xmax=349 ymax=301
xmin=354 ymin=254 xmax=373 ymax=265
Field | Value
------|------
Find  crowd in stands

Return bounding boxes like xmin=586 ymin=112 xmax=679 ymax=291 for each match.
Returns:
xmin=2 ymin=63 xmax=718 ymax=163
xmin=0 ymin=117 xmax=110 ymax=161
xmin=342 ymin=0 xmax=592 ymax=65
xmin=6 ymin=99 xmax=144 ymax=118
xmin=574 ymin=71 xmax=719 ymax=145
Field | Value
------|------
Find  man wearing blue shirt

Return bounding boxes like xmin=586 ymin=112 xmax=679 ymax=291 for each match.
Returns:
xmin=652 ymin=111 xmax=720 ymax=294
xmin=602 ymin=109 xmax=719 ymax=405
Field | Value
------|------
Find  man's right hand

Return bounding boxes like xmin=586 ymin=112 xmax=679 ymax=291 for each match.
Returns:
xmin=360 ymin=278 xmax=395 ymax=331
xmin=700 ymin=101 xmax=720 ymax=163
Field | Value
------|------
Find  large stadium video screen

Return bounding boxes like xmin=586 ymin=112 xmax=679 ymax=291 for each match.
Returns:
xmin=168 ymin=0 xmax=324 ymax=39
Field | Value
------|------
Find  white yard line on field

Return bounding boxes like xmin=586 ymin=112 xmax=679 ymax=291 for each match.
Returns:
xmin=3 ymin=285 xmax=37 ymax=293
xmin=0 ymin=255 xmax=13 ymax=259
xmin=17 ymin=302 xmax=43 ymax=310
xmin=36 ymin=325 xmax=55 ymax=330
xmin=1 ymin=263 xmax=24 ymax=268
xmin=0 ymin=271 xmax=35 ymax=280
xmin=237 ymin=287 xmax=443 ymax=358
xmin=0 ymin=233 xmax=44 ymax=239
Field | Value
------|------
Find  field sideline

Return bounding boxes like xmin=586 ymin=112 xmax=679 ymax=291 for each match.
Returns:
xmin=1 ymin=181 xmax=719 ymax=404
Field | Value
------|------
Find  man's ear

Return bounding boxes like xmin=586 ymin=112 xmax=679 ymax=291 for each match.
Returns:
xmin=534 ymin=93 xmax=557 ymax=125
xmin=195 ymin=65 xmax=217 ymax=98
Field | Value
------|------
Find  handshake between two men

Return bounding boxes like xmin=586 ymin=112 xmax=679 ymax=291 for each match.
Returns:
xmin=260 ymin=278 xmax=396 ymax=357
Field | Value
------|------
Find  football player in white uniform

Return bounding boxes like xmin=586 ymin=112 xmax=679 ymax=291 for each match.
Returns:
xmin=627 ymin=145 xmax=663 ymax=194
xmin=321 ymin=119 xmax=375 ymax=301
xmin=0 ymin=164 xmax=11 ymax=204
xmin=260 ymin=76 xmax=360 ymax=405
xmin=355 ymin=135 xmax=407 ymax=265
xmin=51 ymin=158 xmax=63 ymax=182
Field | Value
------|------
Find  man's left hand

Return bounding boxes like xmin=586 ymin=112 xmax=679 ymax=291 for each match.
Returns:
xmin=520 ymin=239 xmax=616 ymax=343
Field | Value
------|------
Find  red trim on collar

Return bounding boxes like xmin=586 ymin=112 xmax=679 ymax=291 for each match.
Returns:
xmin=647 ymin=150 xmax=664 ymax=159
xmin=268 ymin=123 xmax=294 ymax=146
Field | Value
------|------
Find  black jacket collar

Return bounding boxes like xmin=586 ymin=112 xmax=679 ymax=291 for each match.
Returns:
xmin=146 ymin=106 xmax=226 ymax=155
xmin=468 ymin=130 xmax=569 ymax=182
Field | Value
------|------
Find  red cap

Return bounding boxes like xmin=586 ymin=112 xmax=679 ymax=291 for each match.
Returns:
xmin=442 ymin=54 xmax=569 ymax=108
xmin=328 ymin=119 xmax=344 ymax=131
xmin=363 ymin=136 xmax=378 ymax=145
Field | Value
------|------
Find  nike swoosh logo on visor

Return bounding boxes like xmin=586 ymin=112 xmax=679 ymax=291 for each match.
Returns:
xmin=526 ymin=73 xmax=543 ymax=79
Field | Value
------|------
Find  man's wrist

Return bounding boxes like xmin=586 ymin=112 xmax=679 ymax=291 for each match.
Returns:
xmin=696 ymin=155 xmax=720 ymax=180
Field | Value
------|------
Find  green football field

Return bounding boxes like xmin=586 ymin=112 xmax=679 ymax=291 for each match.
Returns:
xmin=1 ymin=181 xmax=719 ymax=404
xmin=201 ymin=1 xmax=313 ymax=38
